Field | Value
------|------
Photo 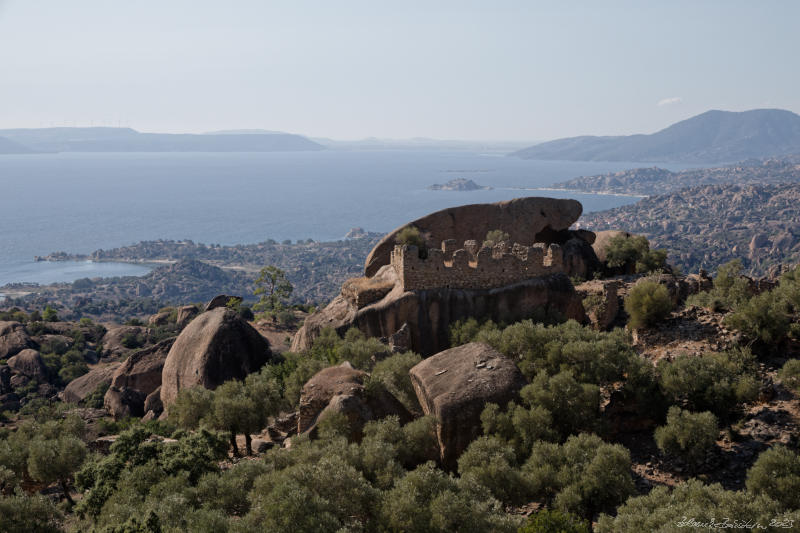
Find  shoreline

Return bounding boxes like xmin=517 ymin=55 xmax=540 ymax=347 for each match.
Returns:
xmin=508 ymin=186 xmax=649 ymax=199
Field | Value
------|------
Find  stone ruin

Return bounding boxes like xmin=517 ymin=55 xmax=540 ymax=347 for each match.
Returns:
xmin=390 ymin=239 xmax=565 ymax=291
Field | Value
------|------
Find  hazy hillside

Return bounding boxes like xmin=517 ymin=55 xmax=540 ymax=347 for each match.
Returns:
xmin=551 ymin=157 xmax=800 ymax=195
xmin=512 ymin=109 xmax=800 ymax=163
xmin=579 ymin=182 xmax=800 ymax=275
xmin=0 ymin=135 xmax=33 ymax=154
xmin=0 ymin=127 xmax=325 ymax=152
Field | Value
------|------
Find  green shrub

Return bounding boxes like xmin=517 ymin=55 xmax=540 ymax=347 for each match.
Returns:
xmin=42 ymin=305 xmax=59 ymax=322
xmin=687 ymin=260 xmax=753 ymax=312
xmin=27 ymin=435 xmax=87 ymax=505
xmin=346 ymin=415 xmax=439 ymax=489
xmin=654 ymin=407 xmax=718 ymax=467
xmin=369 ymin=351 xmax=422 ymax=415
xmin=121 ymin=331 xmax=146 ymax=349
xmin=778 ymin=358 xmax=800 ymax=394
xmin=396 ymin=225 xmax=428 ymax=258
xmin=624 ymin=279 xmax=673 ymax=329
xmin=380 ymin=461 xmax=518 ymax=533
xmin=484 ymin=229 xmax=511 ymax=247
xmin=519 ymin=509 xmax=590 ymax=533
xmin=474 ymin=319 xmax=637 ymax=386
xmin=597 ymin=479 xmax=799 ymax=532
xmin=520 ymin=370 xmax=599 ymax=440
xmin=481 ymin=401 xmax=557 ymax=460
xmin=523 ymin=433 xmax=635 ymax=519
xmin=241 ymin=454 xmax=380 ymax=532
xmin=0 ymin=490 xmax=63 ymax=533
xmin=277 ymin=354 xmax=328 ymax=409
xmin=194 ymin=460 xmax=268 ymax=516
xmin=746 ymin=446 xmax=800 ymax=510
xmin=724 ymin=289 xmax=790 ymax=346
xmin=84 ymin=381 xmax=111 ymax=409
xmin=336 ymin=328 xmax=390 ymax=369
xmin=457 ymin=436 xmax=529 ymax=506
xmin=657 ymin=348 xmax=759 ymax=419
xmin=449 ymin=317 xmax=500 ymax=347
xmin=169 ymin=387 xmax=214 ymax=430
xmin=604 ymin=234 xmax=667 ymax=273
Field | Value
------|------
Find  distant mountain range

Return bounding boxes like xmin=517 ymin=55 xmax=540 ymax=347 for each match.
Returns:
xmin=512 ymin=109 xmax=800 ymax=163
xmin=0 ymin=136 xmax=34 ymax=154
xmin=0 ymin=127 xmax=324 ymax=153
xmin=551 ymin=156 xmax=800 ymax=196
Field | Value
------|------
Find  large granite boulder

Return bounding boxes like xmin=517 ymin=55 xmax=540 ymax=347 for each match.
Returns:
xmin=148 ymin=312 xmax=171 ymax=326
xmin=205 ymin=294 xmax=241 ymax=312
xmin=104 ymin=338 xmax=174 ymax=419
xmin=364 ymin=197 xmax=584 ymax=277
xmin=61 ymin=363 xmax=122 ymax=403
xmin=293 ymin=266 xmax=584 ymax=357
xmin=0 ymin=321 xmax=35 ymax=359
xmin=160 ymin=308 xmax=272 ymax=412
xmin=298 ymin=362 xmax=411 ymax=440
xmin=409 ymin=342 xmax=527 ymax=467
xmin=7 ymin=349 xmax=47 ymax=381
xmin=176 ymin=305 xmax=199 ymax=328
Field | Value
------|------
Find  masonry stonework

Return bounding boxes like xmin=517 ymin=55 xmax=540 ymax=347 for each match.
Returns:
xmin=391 ymin=240 xmax=565 ymax=291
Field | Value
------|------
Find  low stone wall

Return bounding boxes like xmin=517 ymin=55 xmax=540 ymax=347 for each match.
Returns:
xmin=391 ymin=240 xmax=564 ymax=291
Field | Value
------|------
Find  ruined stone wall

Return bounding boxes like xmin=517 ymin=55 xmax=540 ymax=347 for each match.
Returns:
xmin=391 ymin=240 xmax=564 ymax=291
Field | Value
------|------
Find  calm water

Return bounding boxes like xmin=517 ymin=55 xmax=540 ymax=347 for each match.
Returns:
xmin=0 ymin=151 xmax=694 ymax=287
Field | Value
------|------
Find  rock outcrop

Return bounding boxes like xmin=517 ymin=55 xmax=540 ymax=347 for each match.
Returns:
xmin=205 ymin=294 xmax=240 ymax=312
xmin=160 ymin=308 xmax=272 ymax=411
xmin=104 ymin=338 xmax=174 ymax=419
xmin=148 ymin=311 xmax=170 ymax=326
xmin=0 ymin=321 xmax=35 ymax=359
xmin=7 ymin=349 xmax=47 ymax=381
xmin=176 ymin=305 xmax=199 ymax=328
xmin=61 ymin=363 xmax=121 ymax=403
xmin=298 ymin=362 xmax=411 ymax=441
xmin=364 ymin=197 xmax=584 ymax=277
xmin=575 ymin=280 xmax=622 ymax=331
xmin=409 ymin=342 xmax=527 ymax=467
xmin=293 ymin=265 xmax=584 ymax=357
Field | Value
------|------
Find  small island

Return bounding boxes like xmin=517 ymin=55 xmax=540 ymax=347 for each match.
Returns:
xmin=427 ymin=178 xmax=492 ymax=191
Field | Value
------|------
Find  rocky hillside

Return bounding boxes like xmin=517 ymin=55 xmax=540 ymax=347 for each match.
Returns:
xmin=551 ymin=157 xmax=800 ymax=196
xmin=578 ymin=183 xmax=800 ymax=275
xmin=512 ymin=109 xmax=800 ymax=163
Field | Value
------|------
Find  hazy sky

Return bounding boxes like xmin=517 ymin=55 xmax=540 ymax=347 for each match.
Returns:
xmin=1 ymin=1 xmax=798 ymax=140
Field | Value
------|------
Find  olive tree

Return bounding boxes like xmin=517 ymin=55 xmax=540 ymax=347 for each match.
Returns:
xmin=27 ymin=435 xmax=87 ymax=505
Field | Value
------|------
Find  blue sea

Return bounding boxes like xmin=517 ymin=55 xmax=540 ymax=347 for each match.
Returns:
xmin=0 ymin=151 xmax=696 ymax=289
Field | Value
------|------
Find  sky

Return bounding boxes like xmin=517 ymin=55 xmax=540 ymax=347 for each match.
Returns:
xmin=0 ymin=1 xmax=798 ymax=141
